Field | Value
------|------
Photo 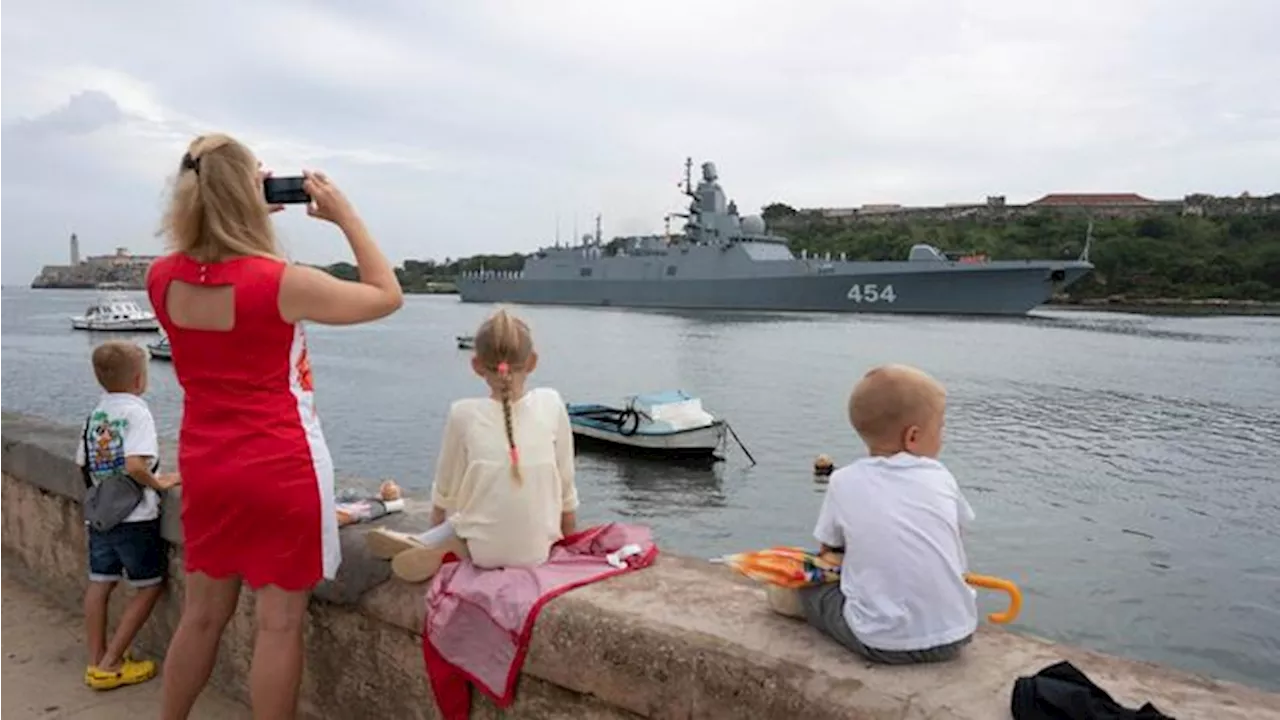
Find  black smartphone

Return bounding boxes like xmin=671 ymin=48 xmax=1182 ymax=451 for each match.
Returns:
xmin=263 ymin=176 xmax=310 ymax=205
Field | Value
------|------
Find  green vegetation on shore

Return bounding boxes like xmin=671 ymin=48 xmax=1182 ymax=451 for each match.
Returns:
xmin=763 ymin=207 xmax=1280 ymax=302
xmin=324 ymin=255 xmax=523 ymax=294
xmin=324 ymin=209 xmax=1280 ymax=303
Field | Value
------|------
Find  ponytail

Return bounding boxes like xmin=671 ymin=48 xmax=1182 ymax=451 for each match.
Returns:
xmin=475 ymin=308 xmax=534 ymax=485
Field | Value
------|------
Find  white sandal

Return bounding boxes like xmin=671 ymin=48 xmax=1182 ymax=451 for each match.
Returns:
xmin=390 ymin=537 xmax=469 ymax=583
xmin=364 ymin=528 xmax=425 ymax=560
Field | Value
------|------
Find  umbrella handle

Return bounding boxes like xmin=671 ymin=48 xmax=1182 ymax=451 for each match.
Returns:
xmin=964 ymin=573 xmax=1023 ymax=624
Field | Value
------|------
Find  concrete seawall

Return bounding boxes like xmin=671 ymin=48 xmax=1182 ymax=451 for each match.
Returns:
xmin=3 ymin=411 xmax=1276 ymax=719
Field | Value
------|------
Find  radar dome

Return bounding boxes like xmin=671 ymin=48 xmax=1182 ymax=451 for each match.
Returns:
xmin=741 ymin=215 xmax=766 ymax=235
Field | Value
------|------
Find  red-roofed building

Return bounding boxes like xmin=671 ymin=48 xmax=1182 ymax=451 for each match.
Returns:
xmin=1029 ymin=193 xmax=1156 ymax=207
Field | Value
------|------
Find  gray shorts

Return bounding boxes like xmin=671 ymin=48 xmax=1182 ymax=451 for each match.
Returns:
xmin=798 ymin=583 xmax=972 ymax=664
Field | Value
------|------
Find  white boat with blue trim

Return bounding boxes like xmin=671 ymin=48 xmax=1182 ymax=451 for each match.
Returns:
xmin=566 ymin=390 xmax=728 ymax=458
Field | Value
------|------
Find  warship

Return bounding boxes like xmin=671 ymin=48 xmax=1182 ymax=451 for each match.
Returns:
xmin=457 ymin=159 xmax=1094 ymax=316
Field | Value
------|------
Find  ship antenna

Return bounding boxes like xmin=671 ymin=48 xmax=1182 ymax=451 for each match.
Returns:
xmin=683 ymin=157 xmax=693 ymax=196
xmin=556 ymin=212 xmax=561 ymax=247
xmin=595 ymin=213 xmax=603 ymax=246
xmin=1080 ymin=219 xmax=1094 ymax=263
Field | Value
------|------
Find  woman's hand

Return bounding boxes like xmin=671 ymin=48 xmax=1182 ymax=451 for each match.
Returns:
xmin=259 ymin=164 xmax=286 ymax=214
xmin=303 ymin=170 xmax=357 ymax=227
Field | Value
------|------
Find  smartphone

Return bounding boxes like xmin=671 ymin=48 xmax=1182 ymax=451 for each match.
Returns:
xmin=263 ymin=176 xmax=310 ymax=205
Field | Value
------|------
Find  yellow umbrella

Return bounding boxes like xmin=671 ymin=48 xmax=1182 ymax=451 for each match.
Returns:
xmin=715 ymin=546 xmax=1024 ymax=624
xmin=964 ymin=573 xmax=1023 ymax=624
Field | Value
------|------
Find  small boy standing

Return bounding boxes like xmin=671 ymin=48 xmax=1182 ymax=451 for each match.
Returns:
xmin=801 ymin=364 xmax=977 ymax=664
xmin=76 ymin=340 xmax=179 ymax=690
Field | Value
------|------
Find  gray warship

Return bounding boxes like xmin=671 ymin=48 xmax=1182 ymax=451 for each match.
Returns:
xmin=457 ymin=159 xmax=1094 ymax=316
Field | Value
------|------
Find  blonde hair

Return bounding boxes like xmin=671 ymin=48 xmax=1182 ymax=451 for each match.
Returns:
xmin=848 ymin=364 xmax=946 ymax=449
xmin=159 ymin=133 xmax=280 ymax=262
xmin=92 ymin=341 xmax=147 ymax=393
xmin=473 ymin=308 xmax=535 ymax=482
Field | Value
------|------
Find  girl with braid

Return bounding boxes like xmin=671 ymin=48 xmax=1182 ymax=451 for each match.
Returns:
xmin=370 ymin=308 xmax=580 ymax=582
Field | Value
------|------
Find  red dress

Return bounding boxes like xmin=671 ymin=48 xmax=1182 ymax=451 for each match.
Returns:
xmin=147 ymin=254 xmax=339 ymax=591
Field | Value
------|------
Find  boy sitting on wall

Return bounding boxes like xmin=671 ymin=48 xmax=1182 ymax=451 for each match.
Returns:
xmin=798 ymin=364 xmax=977 ymax=664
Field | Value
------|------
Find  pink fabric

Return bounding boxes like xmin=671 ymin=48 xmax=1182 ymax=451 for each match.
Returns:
xmin=422 ymin=523 xmax=658 ymax=718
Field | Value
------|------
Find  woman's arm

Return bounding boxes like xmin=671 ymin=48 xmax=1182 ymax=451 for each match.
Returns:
xmin=278 ymin=171 xmax=403 ymax=325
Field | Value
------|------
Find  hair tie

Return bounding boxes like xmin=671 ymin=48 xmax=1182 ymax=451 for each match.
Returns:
xmin=509 ymin=446 xmax=520 ymax=466
xmin=497 ymin=361 xmax=510 ymax=376
xmin=181 ymin=153 xmax=200 ymax=174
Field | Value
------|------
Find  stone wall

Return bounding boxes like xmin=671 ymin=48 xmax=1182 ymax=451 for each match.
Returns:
xmin=3 ymin=411 xmax=1277 ymax=720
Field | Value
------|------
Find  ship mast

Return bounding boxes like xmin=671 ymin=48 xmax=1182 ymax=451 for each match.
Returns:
xmin=594 ymin=213 xmax=603 ymax=246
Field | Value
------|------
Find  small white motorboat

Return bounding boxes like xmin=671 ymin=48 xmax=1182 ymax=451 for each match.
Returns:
xmin=456 ymin=335 xmax=475 ymax=350
xmin=146 ymin=334 xmax=172 ymax=361
xmin=70 ymin=293 xmax=159 ymax=332
xmin=566 ymin=390 xmax=731 ymax=459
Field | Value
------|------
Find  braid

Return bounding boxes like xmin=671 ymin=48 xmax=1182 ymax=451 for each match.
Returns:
xmin=475 ymin=308 xmax=533 ymax=485
xmin=499 ymin=367 xmax=521 ymax=483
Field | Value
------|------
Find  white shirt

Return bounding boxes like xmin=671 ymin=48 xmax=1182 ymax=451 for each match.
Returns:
xmin=74 ymin=393 xmax=161 ymax=523
xmin=814 ymin=453 xmax=978 ymax=651
xmin=431 ymin=387 xmax=580 ymax=569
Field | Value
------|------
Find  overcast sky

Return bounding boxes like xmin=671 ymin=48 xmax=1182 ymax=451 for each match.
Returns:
xmin=2 ymin=0 xmax=1277 ymax=284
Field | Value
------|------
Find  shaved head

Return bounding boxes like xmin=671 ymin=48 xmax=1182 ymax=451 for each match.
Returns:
xmin=848 ymin=364 xmax=947 ymax=452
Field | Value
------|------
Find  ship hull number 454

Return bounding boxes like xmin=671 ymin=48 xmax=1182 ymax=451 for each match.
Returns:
xmin=846 ymin=283 xmax=897 ymax=303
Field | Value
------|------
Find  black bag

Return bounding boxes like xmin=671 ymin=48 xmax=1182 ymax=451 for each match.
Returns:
xmin=1011 ymin=661 xmax=1175 ymax=719
xmin=80 ymin=414 xmax=145 ymax=533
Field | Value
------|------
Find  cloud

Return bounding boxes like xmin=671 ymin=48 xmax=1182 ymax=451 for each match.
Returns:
xmin=3 ymin=0 xmax=1278 ymax=283
xmin=5 ymin=90 xmax=125 ymax=139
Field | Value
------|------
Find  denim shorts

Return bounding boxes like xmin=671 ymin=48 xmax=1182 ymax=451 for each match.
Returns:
xmin=87 ymin=518 xmax=167 ymax=588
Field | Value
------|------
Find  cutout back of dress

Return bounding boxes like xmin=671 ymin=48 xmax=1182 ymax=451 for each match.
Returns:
xmin=146 ymin=254 xmax=302 ymax=402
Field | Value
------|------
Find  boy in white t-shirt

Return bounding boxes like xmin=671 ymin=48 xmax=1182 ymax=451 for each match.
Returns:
xmin=801 ymin=364 xmax=977 ymax=664
xmin=75 ymin=341 xmax=180 ymax=690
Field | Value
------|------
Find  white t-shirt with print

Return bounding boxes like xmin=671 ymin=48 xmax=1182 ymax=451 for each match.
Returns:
xmin=74 ymin=392 xmax=161 ymax=524
xmin=813 ymin=452 xmax=978 ymax=652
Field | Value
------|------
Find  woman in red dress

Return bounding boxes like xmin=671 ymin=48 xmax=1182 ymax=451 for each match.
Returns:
xmin=148 ymin=134 xmax=403 ymax=719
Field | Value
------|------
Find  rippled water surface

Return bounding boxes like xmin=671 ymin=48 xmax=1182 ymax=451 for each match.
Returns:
xmin=4 ymin=288 xmax=1279 ymax=689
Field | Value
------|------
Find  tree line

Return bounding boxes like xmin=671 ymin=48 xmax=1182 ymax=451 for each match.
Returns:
xmin=323 ymin=254 xmax=524 ymax=293
xmin=763 ymin=206 xmax=1280 ymax=301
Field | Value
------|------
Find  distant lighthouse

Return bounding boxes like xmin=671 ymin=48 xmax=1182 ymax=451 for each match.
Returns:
xmin=70 ymin=233 xmax=81 ymax=266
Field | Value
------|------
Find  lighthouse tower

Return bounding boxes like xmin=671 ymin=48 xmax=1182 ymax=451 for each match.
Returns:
xmin=70 ymin=233 xmax=80 ymax=266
